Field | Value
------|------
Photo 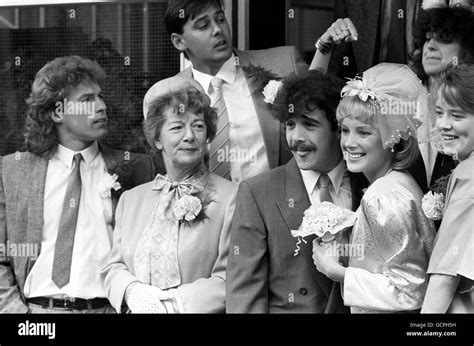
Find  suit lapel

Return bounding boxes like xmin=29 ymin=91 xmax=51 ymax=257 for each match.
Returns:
xmin=276 ymin=159 xmax=311 ymax=232
xmin=26 ymin=156 xmax=48 ymax=271
xmin=236 ymin=50 xmax=281 ymax=169
xmin=276 ymin=159 xmax=333 ymax=300
xmin=100 ymin=145 xmax=127 ymax=224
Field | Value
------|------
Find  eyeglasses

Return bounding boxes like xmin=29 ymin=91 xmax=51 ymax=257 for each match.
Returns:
xmin=425 ymin=31 xmax=455 ymax=44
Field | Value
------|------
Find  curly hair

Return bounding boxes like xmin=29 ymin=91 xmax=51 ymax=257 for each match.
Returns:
xmin=24 ymin=55 xmax=106 ymax=158
xmin=143 ymin=87 xmax=217 ymax=155
xmin=271 ymin=70 xmax=344 ymax=131
xmin=411 ymin=7 xmax=474 ymax=82
xmin=337 ymin=96 xmax=420 ymax=171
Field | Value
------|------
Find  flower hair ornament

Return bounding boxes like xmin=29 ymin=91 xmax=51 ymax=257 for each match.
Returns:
xmin=341 ymin=63 xmax=428 ymax=149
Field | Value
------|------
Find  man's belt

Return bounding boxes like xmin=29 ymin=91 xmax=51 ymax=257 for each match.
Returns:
xmin=27 ymin=297 xmax=110 ymax=310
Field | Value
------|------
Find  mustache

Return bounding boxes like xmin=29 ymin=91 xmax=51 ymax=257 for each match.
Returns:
xmin=289 ymin=142 xmax=316 ymax=152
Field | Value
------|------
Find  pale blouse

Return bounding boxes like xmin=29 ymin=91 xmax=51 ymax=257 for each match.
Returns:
xmin=427 ymin=155 xmax=473 ymax=313
xmin=344 ymin=170 xmax=436 ymax=313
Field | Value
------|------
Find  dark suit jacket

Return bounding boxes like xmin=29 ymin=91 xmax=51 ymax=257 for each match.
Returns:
xmin=328 ymin=0 xmax=421 ymax=78
xmin=0 ymin=145 xmax=154 ymax=312
xmin=178 ymin=46 xmax=308 ymax=171
xmin=226 ymin=158 xmax=367 ymax=313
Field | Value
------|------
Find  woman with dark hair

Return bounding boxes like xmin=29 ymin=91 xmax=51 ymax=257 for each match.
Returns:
xmin=410 ymin=4 xmax=474 ymax=188
xmin=422 ymin=64 xmax=474 ymax=313
xmin=101 ymin=76 xmax=237 ymax=313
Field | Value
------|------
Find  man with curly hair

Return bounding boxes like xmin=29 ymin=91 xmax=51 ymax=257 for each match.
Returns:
xmin=0 ymin=56 xmax=154 ymax=313
xmin=146 ymin=0 xmax=307 ymax=183
xmin=226 ymin=70 xmax=368 ymax=313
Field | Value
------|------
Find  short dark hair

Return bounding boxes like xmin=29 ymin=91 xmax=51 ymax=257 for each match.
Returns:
xmin=24 ymin=55 xmax=106 ymax=158
xmin=411 ymin=7 xmax=474 ymax=81
xmin=165 ymin=0 xmax=224 ymax=35
xmin=143 ymin=87 xmax=217 ymax=154
xmin=272 ymin=70 xmax=344 ymax=131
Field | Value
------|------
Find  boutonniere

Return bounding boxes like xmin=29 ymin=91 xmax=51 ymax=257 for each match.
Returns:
xmin=177 ymin=182 xmax=215 ymax=224
xmin=154 ymin=168 xmax=216 ymax=225
xmin=98 ymin=173 xmax=122 ymax=199
xmin=262 ymin=80 xmax=283 ymax=104
xmin=422 ymin=173 xmax=451 ymax=220
xmin=173 ymin=195 xmax=202 ymax=222
xmin=107 ymin=157 xmax=138 ymax=190
xmin=291 ymin=202 xmax=357 ymax=256
xmin=242 ymin=64 xmax=282 ymax=103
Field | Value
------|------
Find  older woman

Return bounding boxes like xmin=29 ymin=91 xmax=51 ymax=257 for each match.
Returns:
xmin=101 ymin=76 xmax=237 ymax=313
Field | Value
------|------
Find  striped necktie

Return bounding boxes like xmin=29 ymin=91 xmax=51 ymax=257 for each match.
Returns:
xmin=52 ymin=153 xmax=83 ymax=288
xmin=208 ymin=77 xmax=231 ymax=180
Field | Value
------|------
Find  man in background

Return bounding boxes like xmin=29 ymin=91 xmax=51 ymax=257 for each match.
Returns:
xmin=144 ymin=0 xmax=308 ymax=183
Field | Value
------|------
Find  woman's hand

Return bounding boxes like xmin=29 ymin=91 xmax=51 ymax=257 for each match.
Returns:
xmin=312 ymin=239 xmax=346 ymax=283
xmin=310 ymin=18 xmax=358 ymax=72
xmin=125 ymin=282 xmax=168 ymax=313
xmin=318 ymin=18 xmax=358 ymax=50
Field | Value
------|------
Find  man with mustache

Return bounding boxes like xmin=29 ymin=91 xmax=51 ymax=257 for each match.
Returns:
xmin=144 ymin=0 xmax=307 ymax=183
xmin=226 ymin=70 xmax=367 ymax=313
xmin=0 ymin=56 xmax=154 ymax=313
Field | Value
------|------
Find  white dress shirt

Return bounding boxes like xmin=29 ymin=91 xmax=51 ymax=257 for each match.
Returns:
xmin=300 ymin=159 xmax=352 ymax=210
xmin=24 ymin=142 xmax=114 ymax=299
xmin=192 ymin=55 xmax=270 ymax=183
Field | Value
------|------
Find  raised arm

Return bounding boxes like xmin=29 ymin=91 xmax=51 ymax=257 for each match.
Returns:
xmin=309 ymin=18 xmax=358 ymax=73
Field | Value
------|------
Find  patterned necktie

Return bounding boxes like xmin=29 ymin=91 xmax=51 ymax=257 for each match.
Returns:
xmin=52 ymin=153 xmax=83 ymax=288
xmin=208 ymin=77 xmax=231 ymax=180
xmin=318 ymin=173 xmax=333 ymax=203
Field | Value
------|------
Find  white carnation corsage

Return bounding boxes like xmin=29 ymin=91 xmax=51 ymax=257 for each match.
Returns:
xmin=291 ymin=202 xmax=357 ymax=256
xmin=98 ymin=173 xmax=121 ymax=198
xmin=173 ymin=195 xmax=203 ymax=222
xmin=422 ymin=191 xmax=445 ymax=220
xmin=262 ymin=80 xmax=283 ymax=104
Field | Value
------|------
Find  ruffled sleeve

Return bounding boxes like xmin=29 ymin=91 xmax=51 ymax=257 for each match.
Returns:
xmin=428 ymin=160 xmax=474 ymax=290
xmin=344 ymin=173 xmax=436 ymax=312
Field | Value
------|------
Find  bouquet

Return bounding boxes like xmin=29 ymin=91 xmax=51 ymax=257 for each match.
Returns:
xmin=291 ymin=202 xmax=357 ymax=256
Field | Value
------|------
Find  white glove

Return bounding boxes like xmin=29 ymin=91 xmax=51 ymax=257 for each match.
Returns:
xmin=125 ymin=282 xmax=169 ymax=313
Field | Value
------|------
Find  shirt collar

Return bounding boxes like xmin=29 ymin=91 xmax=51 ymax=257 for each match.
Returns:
xmin=54 ymin=141 xmax=99 ymax=168
xmin=192 ymin=54 xmax=237 ymax=93
xmin=299 ymin=159 xmax=348 ymax=196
